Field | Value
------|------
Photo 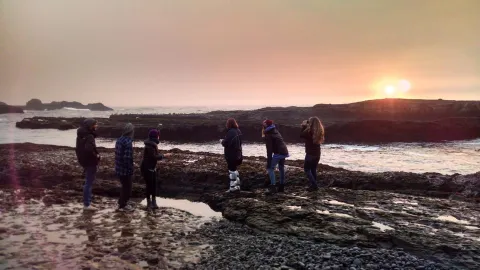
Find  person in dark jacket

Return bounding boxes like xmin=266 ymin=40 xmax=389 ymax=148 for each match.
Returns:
xmin=115 ymin=123 xmax=135 ymax=212
xmin=262 ymin=119 xmax=289 ymax=194
xmin=301 ymin=117 xmax=325 ymax=191
xmin=220 ymin=118 xmax=243 ymax=192
xmin=75 ymin=118 xmax=100 ymax=211
xmin=141 ymin=129 xmax=171 ymax=209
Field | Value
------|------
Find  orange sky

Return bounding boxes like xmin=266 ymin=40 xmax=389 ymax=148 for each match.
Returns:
xmin=0 ymin=0 xmax=479 ymax=106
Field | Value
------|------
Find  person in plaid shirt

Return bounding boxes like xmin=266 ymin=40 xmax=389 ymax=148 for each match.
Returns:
xmin=115 ymin=123 xmax=135 ymax=212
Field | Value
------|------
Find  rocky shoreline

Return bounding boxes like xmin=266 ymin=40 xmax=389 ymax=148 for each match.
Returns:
xmin=14 ymin=98 xmax=480 ymax=143
xmin=1 ymin=143 xmax=479 ymax=269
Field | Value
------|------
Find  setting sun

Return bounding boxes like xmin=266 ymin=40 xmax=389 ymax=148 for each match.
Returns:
xmin=384 ymin=85 xmax=396 ymax=95
xmin=373 ymin=78 xmax=412 ymax=98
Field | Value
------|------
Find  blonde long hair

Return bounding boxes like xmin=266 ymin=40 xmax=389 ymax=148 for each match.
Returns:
xmin=306 ymin=117 xmax=325 ymax=144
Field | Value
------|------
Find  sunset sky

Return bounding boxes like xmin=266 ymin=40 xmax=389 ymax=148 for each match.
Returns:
xmin=0 ymin=0 xmax=479 ymax=107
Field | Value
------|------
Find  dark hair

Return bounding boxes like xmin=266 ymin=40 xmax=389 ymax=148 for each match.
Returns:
xmin=226 ymin=118 xmax=239 ymax=129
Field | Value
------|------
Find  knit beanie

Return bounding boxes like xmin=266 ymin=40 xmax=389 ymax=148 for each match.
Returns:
xmin=263 ymin=119 xmax=273 ymax=127
xmin=122 ymin=123 xmax=135 ymax=138
xmin=148 ymin=129 xmax=160 ymax=139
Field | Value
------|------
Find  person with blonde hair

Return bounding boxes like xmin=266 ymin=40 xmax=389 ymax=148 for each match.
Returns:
xmin=300 ymin=117 xmax=325 ymax=191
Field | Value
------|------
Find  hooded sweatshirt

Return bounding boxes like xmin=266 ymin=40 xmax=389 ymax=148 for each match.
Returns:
xmin=115 ymin=123 xmax=135 ymax=176
xmin=75 ymin=118 xmax=99 ymax=167
xmin=141 ymin=137 xmax=164 ymax=173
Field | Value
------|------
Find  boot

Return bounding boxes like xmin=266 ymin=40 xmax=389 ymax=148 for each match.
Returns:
xmin=277 ymin=184 xmax=285 ymax=193
xmin=265 ymin=185 xmax=277 ymax=195
xmin=235 ymin=171 xmax=241 ymax=189
xmin=146 ymin=197 xmax=152 ymax=209
xmin=151 ymin=197 xmax=159 ymax=209
xmin=227 ymin=171 xmax=240 ymax=193
xmin=227 ymin=180 xmax=240 ymax=193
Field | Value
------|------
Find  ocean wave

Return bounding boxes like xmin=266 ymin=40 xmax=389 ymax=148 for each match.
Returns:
xmin=62 ymin=107 xmax=91 ymax=111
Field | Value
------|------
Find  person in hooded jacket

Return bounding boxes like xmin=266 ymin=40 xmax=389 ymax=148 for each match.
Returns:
xmin=141 ymin=129 xmax=171 ymax=209
xmin=220 ymin=118 xmax=243 ymax=192
xmin=75 ymin=118 xmax=100 ymax=211
xmin=115 ymin=123 xmax=135 ymax=212
xmin=300 ymin=117 xmax=325 ymax=191
xmin=262 ymin=119 xmax=289 ymax=194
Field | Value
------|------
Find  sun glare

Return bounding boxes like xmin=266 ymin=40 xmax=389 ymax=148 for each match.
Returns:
xmin=385 ymin=85 xmax=396 ymax=95
xmin=373 ymin=78 xmax=412 ymax=98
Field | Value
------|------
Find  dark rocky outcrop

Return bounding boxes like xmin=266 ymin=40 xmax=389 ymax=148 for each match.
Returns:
xmin=24 ymin=98 xmax=113 ymax=111
xmin=0 ymin=101 xmax=24 ymax=114
xmin=0 ymin=143 xmax=479 ymax=268
xmin=14 ymin=98 xmax=480 ymax=143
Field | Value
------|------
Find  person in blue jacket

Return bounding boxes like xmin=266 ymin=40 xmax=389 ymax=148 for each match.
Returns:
xmin=262 ymin=119 xmax=289 ymax=194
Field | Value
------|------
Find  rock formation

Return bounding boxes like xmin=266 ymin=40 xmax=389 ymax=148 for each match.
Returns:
xmin=24 ymin=98 xmax=113 ymax=111
xmin=0 ymin=101 xmax=24 ymax=114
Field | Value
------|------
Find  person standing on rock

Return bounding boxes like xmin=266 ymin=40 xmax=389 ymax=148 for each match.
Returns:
xmin=262 ymin=119 xmax=289 ymax=194
xmin=220 ymin=118 xmax=243 ymax=192
xmin=115 ymin=123 xmax=135 ymax=212
xmin=75 ymin=118 xmax=101 ymax=211
xmin=141 ymin=129 xmax=171 ymax=210
xmin=301 ymin=117 xmax=325 ymax=191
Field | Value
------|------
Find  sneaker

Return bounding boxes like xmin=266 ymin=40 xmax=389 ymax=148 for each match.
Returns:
xmin=117 ymin=205 xmax=135 ymax=212
xmin=265 ymin=185 xmax=277 ymax=195
xmin=83 ymin=205 xmax=97 ymax=211
xmin=277 ymin=184 xmax=285 ymax=193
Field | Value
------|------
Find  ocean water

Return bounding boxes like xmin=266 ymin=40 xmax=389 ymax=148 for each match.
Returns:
xmin=0 ymin=107 xmax=479 ymax=175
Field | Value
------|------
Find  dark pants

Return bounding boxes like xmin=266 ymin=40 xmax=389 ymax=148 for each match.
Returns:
xmin=143 ymin=169 xmax=157 ymax=200
xmin=304 ymin=154 xmax=320 ymax=187
xmin=118 ymin=175 xmax=132 ymax=208
xmin=83 ymin=166 xmax=97 ymax=207
xmin=226 ymin=158 xmax=243 ymax=171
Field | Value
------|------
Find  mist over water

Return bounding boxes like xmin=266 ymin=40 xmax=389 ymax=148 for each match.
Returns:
xmin=0 ymin=107 xmax=479 ymax=175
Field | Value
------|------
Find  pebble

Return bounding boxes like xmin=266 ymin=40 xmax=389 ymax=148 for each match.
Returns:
xmin=190 ymin=220 xmax=451 ymax=270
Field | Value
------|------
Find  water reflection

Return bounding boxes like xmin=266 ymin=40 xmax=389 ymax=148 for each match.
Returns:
xmin=140 ymin=197 xmax=222 ymax=218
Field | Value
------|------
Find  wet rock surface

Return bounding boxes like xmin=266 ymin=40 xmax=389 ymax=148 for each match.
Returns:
xmin=15 ymin=99 xmax=480 ymax=143
xmin=0 ymin=189 xmax=218 ymax=269
xmin=1 ymin=143 xmax=479 ymax=269
xmin=188 ymin=220 xmax=451 ymax=270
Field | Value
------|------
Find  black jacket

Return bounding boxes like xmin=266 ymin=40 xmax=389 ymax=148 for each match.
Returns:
xmin=301 ymin=126 xmax=321 ymax=157
xmin=141 ymin=139 xmax=164 ymax=172
xmin=221 ymin=128 xmax=243 ymax=161
xmin=75 ymin=126 xmax=99 ymax=167
xmin=264 ymin=126 xmax=289 ymax=168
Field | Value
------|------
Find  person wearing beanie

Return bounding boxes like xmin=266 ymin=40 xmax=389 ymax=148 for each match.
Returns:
xmin=115 ymin=123 xmax=135 ymax=212
xmin=140 ymin=129 xmax=171 ymax=209
xmin=75 ymin=118 xmax=100 ymax=211
xmin=220 ymin=118 xmax=243 ymax=193
xmin=262 ymin=119 xmax=289 ymax=195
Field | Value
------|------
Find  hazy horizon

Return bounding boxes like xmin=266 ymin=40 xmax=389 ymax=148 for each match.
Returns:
xmin=1 ymin=0 xmax=479 ymax=107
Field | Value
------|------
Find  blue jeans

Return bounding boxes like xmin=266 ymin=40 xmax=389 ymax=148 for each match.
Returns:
xmin=304 ymin=154 xmax=320 ymax=187
xmin=83 ymin=166 xmax=97 ymax=207
xmin=268 ymin=157 xmax=285 ymax=185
